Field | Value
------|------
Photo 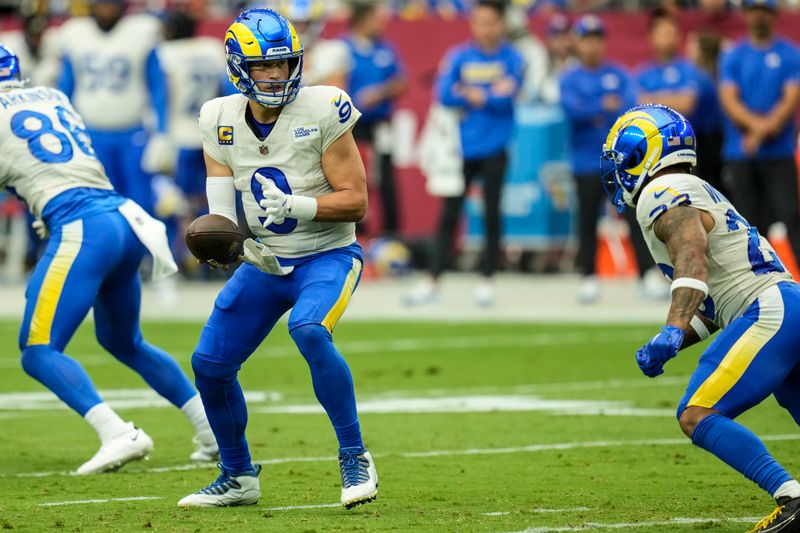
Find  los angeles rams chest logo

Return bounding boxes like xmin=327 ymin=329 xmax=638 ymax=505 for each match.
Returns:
xmin=218 ymin=126 xmax=234 ymax=145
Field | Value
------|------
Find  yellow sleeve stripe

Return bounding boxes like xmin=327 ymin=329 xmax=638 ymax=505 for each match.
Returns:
xmin=687 ymin=289 xmax=784 ymax=409
xmin=26 ymin=220 xmax=83 ymax=346
xmin=321 ymin=258 xmax=362 ymax=334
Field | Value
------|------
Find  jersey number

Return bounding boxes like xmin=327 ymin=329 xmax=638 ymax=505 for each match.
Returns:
xmin=79 ymin=55 xmax=131 ymax=92
xmin=10 ymin=106 xmax=96 ymax=164
xmin=250 ymin=167 xmax=297 ymax=235
xmin=725 ymin=209 xmax=786 ymax=276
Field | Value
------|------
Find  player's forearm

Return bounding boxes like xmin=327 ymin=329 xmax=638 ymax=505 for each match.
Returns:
xmin=312 ymin=190 xmax=367 ymax=223
xmin=666 ymin=246 xmax=709 ymax=330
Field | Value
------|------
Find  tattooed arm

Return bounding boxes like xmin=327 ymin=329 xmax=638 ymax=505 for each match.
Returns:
xmin=653 ymin=206 xmax=719 ymax=349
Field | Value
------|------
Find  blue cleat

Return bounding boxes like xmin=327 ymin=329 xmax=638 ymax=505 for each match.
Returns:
xmin=339 ymin=447 xmax=378 ymax=509
xmin=178 ymin=463 xmax=262 ymax=507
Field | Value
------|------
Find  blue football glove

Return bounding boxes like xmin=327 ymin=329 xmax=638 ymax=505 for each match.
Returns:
xmin=635 ymin=325 xmax=685 ymax=378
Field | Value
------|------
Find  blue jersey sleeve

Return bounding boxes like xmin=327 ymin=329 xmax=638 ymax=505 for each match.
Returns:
xmin=718 ymin=47 xmax=738 ymax=86
xmin=145 ymin=48 xmax=168 ymax=133
xmin=782 ymin=43 xmax=800 ymax=85
xmin=436 ymin=49 xmax=468 ymax=108
xmin=58 ymin=55 xmax=75 ymax=100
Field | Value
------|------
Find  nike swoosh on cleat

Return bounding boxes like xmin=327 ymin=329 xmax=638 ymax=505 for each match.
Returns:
xmin=131 ymin=432 xmax=139 ymax=441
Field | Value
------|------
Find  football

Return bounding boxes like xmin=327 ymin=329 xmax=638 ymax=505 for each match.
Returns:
xmin=185 ymin=214 xmax=244 ymax=265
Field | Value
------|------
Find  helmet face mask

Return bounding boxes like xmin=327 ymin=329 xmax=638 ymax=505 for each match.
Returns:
xmin=225 ymin=9 xmax=304 ymax=108
xmin=600 ymin=104 xmax=697 ymax=212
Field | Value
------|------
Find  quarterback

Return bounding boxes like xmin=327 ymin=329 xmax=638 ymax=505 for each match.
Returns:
xmin=0 ymin=44 xmax=217 ymax=473
xmin=178 ymin=9 xmax=377 ymax=509
xmin=602 ymin=103 xmax=800 ymax=532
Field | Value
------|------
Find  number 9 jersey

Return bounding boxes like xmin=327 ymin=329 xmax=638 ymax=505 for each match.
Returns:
xmin=636 ymin=173 xmax=794 ymax=328
xmin=199 ymin=85 xmax=361 ymax=258
xmin=0 ymin=86 xmax=112 ymax=218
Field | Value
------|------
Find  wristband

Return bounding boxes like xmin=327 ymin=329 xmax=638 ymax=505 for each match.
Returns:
xmin=689 ymin=315 xmax=711 ymax=341
xmin=670 ymin=277 xmax=709 ymax=299
xmin=289 ymin=195 xmax=318 ymax=221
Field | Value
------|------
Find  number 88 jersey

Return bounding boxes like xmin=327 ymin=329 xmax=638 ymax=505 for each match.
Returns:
xmin=0 ymin=86 xmax=112 ymax=218
xmin=636 ymin=173 xmax=794 ymax=328
xmin=199 ymin=85 xmax=362 ymax=258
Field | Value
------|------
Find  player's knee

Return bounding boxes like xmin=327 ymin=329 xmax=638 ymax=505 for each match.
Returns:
xmin=290 ymin=324 xmax=332 ymax=358
xmin=96 ymin=329 xmax=142 ymax=360
xmin=20 ymin=345 xmax=52 ymax=377
xmin=191 ymin=352 xmax=239 ymax=381
xmin=678 ymin=405 xmax=716 ymax=438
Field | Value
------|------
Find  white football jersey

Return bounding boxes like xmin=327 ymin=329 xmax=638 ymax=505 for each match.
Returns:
xmin=199 ymin=86 xmax=361 ymax=258
xmin=57 ymin=14 xmax=161 ymax=130
xmin=636 ymin=173 xmax=794 ymax=328
xmin=157 ymin=37 xmax=226 ymax=149
xmin=0 ymin=86 xmax=112 ymax=218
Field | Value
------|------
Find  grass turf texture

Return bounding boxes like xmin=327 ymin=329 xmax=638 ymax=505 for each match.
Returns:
xmin=0 ymin=320 xmax=796 ymax=532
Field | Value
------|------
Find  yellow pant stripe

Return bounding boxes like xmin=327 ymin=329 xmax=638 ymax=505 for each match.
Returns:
xmin=688 ymin=288 xmax=783 ymax=409
xmin=321 ymin=258 xmax=362 ymax=333
xmin=27 ymin=221 xmax=83 ymax=346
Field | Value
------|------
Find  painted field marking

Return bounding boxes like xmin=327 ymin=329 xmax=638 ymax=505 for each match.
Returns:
xmin=12 ymin=433 xmax=800 ymax=478
xmin=484 ymin=507 xmax=591 ymax=517
xmin=504 ymin=516 xmax=760 ymax=532
xmin=39 ymin=496 xmax=163 ymax=507
xmin=263 ymin=503 xmax=341 ymax=511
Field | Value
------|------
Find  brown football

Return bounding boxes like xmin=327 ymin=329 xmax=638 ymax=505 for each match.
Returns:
xmin=185 ymin=214 xmax=244 ymax=265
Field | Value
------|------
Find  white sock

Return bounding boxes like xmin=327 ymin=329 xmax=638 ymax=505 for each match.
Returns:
xmin=180 ymin=394 xmax=215 ymax=446
xmin=773 ymin=480 xmax=800 ymax=500
xmin=84 ymin=403 xmax=131 ymax=444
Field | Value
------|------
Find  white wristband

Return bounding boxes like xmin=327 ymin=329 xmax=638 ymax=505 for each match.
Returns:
xmin=670 ymin=277 xmax=709 ymax=299
xmin=206 ymin=176 xmax=238 ymax=224
xmin=689 ymin=315 xmax=711 ymax=341
xmin=289 ymin=195 xmax=318 ymax=221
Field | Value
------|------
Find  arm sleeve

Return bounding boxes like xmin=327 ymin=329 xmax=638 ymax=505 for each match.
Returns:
xmin=146 ymin=48 xmax=168 ymax=133
xmin=58 ymin=55 xmax=75 ymax=99
xmin=206 ymin=177 xmax=237 ymax=224
xmin=320 ymin=88 xmax=362 ymax=153
xmin=436 ymin=50 xmax=468 ymax=108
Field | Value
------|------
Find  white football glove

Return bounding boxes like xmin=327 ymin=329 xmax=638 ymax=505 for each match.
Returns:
xmin=32 ymin=219 xmax=49 ymax=240
xmin=241 ymin=238 xmax=295 ymax=276
xmin=141 ymin=133 xmax=176 ymax=175
xmin=254 ymin=173 xmax=317 ymax=228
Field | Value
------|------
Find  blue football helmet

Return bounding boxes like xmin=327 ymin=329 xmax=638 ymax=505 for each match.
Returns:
xmin=600 ymin=104 xmax=697 ymax=212
xmin=225 ymin=9 xmax=303 ymax=107
xmin=0 ymin=43 xmax=22 ymax=84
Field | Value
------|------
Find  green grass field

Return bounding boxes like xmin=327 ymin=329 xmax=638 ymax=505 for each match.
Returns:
xmin=0 ymin=319 xmax=796 ymax=532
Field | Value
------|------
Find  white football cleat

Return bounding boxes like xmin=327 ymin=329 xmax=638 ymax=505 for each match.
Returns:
xmin=178 ymin=463 xmax=262 ymax=507
xmin=474 ymin=280 xmax=495 ymax=307
xmin=75 ymin=424 xmax=153 ymax=475
xmin=340 ymin=448 xmax=378 ymax=509
xmin=403 ymin=278 xmax=438 ymax=306
xmin=577 ymin=276 xmax=600 ymax=304
xmin=639 ymin=268 xmax=670 ymax=301
xmin=190 ymin=435 xmax=220 ymax=462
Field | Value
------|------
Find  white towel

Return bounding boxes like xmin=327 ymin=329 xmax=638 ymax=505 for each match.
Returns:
xmin=117 ymin=200 xmax=179 ymax=281
xmin=418 ymin=104 xmax=465 ymax=197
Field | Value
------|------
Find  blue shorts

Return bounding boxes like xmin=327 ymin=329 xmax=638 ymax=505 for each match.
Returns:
xmin=678 ymin=282 xmax=800 ymax=419
xmin=194 ymin=243 xmax=363 ymax=367
xmin=19 ymin=209 xmax=146 ymax=352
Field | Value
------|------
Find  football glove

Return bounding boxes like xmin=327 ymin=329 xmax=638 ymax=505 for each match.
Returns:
xmin=635 ymin=325 xmax=684 ymax=378
xmin=32 ymin=218 xmax=49 ymax=240
xmin=241 ymin=238 xmax=294 ymax=276
xmin=254 ymin=173 xmax=317 ymax=228
xmin=141 ymin=133 xmax=176 ymax=175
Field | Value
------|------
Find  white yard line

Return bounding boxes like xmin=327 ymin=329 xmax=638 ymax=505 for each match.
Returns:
xmin=484 ymin=507 xmax=591 ymax=517
xmin=263 ymin=503 xmax=342 ymax=511
xmin=12 ymin=433 xmax=800 ymax=478
xmin=503 ymin=516 xmax=760 ymax=532
xmin=39 ymin=496 xmax=163 ymax=507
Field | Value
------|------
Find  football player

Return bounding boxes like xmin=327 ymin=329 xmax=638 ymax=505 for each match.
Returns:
xmin=602 ymin=104 xmax=800 ymax=532
xmin=56 ymin=0 xmax=168 ymax=215
xmin=0 ymin=44 xmax=217 ymax=474
xmin=177 ymin=9 xmax=376 ymax=509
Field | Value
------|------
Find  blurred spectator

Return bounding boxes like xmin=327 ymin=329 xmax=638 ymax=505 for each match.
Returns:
xmin=505 ymin=2 xmax=548 ymax=103
xmin=0 ymin=14 xmax=60 ymax=87
xmin=682 ymin=0 xmax=745 ymax=43
xmin=539 ymin=12 xmax=576 ymax=104
xmin=345 ymin=0 xmax=407 ymax=235
xmin=719 ymin=0 xmax=800 ymax=263
xmin=406 ymin=0 xmax=524 ymax=307
xmin=56 ymin=0 xmax=166 ymax=215
xmin=154 ymin=9 xmax=231 ymax=266
xmin=685 ymin=30 xmax=725 ymax=192
xmin=559 ymin=14 xmax=661 ymax=303
xmin=279 ymin=0 xmax=350 ymax=87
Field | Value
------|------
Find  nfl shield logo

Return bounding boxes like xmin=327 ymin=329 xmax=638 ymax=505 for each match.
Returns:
xmin=259 ymin=144 xmax=269 ymax=156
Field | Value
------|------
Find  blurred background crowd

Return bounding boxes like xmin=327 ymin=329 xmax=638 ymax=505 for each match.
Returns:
xmin=1 ymin=0 xmax=800 ymax=308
